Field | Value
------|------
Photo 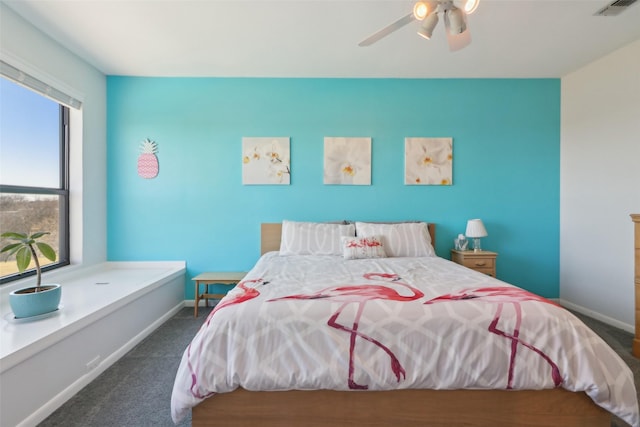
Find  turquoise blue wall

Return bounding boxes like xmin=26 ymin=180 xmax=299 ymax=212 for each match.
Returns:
xmin=107 ymin=78 xmax=560 ymax=298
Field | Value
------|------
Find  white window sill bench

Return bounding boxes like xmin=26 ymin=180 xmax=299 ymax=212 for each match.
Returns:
xmin=0 ymin=261 xmax=186 ymax=427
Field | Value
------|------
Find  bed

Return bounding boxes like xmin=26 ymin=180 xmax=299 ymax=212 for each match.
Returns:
xmin=172 ymin=221 xmax=639 ymax=427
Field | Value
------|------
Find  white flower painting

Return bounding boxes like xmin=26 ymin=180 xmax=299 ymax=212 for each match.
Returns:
xmin=324 ymin=137 xmax=371 ymax=185
xmin=242 ymin=137 xmax=290 ymax=185
xmin=404 ymin=137 xmax=453 ymax=185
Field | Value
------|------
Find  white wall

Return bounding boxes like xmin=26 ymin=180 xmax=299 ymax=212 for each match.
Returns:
xmin=560 ymin=39 xmax=640 ymax=331
xmin=0 ymin=3 xmax=107 ymax=267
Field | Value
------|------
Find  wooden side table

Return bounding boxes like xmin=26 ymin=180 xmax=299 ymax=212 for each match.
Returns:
xmin=451 ymin=250 xmax=498 ymax=277
xmin=193 ymin=272 xmax=246 ymax=317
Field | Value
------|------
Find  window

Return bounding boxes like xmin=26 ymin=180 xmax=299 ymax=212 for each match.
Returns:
xmin=0 ymin=77 xmax=70 ymax=283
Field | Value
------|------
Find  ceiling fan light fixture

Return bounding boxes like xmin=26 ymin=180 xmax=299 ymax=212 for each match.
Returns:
xmin=446 ymin=7 xmax=467 ymax=34
xmin=462 ymin=0 xmax=480 ymax=14
xmin=358 ymin=0 xmax=476 ymax=49
xmin=417 ymin=11 xmax=439 ymax=39
xmin=413 ymin=1 xmax=430 ymax=20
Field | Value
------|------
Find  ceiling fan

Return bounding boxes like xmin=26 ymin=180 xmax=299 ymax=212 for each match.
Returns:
xmin=358 ymin=0 xmax=480 ymax=51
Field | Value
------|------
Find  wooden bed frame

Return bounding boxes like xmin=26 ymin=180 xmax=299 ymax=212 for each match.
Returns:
xmin=192 ymin=223 xmax=611 ymax=427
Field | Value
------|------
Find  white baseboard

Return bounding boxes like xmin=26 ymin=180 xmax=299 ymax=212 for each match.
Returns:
xmin=184 ymin=299 xmax=222 ymax=308
xmin=557 ymin=299 xmax=634 ymax=334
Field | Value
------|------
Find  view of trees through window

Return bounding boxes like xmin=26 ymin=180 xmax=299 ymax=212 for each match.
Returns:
xmin=0 ymin=194 xmax=60 ymax=276
xmin=0 ymin=76 xmax=69 ymax=282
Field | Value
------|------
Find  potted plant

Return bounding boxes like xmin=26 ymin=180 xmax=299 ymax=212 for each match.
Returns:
xmin=1 ymin=231 xmax=61 ymax=318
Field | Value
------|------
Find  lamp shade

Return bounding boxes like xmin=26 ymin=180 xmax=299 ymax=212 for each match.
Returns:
xmin=417 ymin=12 xmax=439 ymax=39
xmin=446 ymin=7 xmax=466 ymax=34
xmin=465 ymin=219 xmax=488 ymax=238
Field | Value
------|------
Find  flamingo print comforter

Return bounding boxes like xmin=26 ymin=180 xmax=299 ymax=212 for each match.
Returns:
xmin=171 ymin=253 xmax=639 ymax=426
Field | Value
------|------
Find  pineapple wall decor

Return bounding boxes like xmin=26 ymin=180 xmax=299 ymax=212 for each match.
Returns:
xmin=138 ymin=138 xmax=159 ymax=179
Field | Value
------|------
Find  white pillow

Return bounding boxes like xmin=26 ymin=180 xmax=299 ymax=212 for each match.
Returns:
xmin=355 ymin=222 xmax=435 ymax=257
xmin=341 ymin=235 xmax=387 ymax=260
xmin=279 ymin=221 xmax=356 ymax=256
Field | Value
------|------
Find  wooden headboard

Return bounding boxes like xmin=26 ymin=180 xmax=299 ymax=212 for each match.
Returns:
xmin=261 ymin=222 xmax=436 ymax=255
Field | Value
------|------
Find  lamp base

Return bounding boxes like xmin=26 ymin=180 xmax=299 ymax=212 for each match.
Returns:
xmin=472 ymin=238 xmax=482 ymax=252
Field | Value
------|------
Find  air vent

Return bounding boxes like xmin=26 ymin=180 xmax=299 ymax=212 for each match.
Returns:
xmin=594 ymin=0 xmax=637 ymax=16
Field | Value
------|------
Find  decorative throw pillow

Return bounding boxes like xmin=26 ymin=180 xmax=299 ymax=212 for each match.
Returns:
xmin=279 ymin=220 xmax=356 ymax=256
xmin=354 ymin=222 xmax=435 ymax=257
xmin=341 ymin=235 xmax=387 ymax=260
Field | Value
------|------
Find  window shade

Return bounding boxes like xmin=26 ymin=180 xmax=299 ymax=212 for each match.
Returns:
xmin=0 ymin=60 xmax=82 ymax=110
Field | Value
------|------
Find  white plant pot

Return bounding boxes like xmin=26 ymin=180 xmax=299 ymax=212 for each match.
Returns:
xmin=9 ymin=284 xmax=61 ymax=319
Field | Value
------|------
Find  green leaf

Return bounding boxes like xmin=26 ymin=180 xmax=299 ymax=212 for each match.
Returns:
xmin=30 ymin=231 xmax=50 ymax=240
xmin=1 ymin=232 xmax=27 ymax=240
xmin=36 ymin=242 xmax=57 ymax=262
xmin=15 ymin=247 xmax=31 ymax=272
xmin=4 ymin=245 xmax=23 ymax=257
xmin=0 ymin=242 xmax=22 ymax=253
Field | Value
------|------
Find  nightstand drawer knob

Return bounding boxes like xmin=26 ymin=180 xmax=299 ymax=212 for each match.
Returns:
xmin=475 ymin=261 xmax=487 ymax=266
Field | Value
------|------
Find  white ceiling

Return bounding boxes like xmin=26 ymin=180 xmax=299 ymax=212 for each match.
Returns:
xmin=3 ymin=0 xmax=640 ymax=78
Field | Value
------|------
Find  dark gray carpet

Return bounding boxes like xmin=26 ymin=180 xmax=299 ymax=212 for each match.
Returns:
xmin=570 ymin=311 xmax=640 ymax=427
xmin=38 ymin=306 xmax=214 ymax=427
xmin=38 ymin=306 xmax=639 ymax=427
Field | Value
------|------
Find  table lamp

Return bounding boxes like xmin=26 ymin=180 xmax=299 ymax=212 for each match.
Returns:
xmin=465 ymin=219 xmax=488 ymax=252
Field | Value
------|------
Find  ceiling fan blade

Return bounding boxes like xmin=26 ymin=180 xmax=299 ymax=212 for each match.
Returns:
xmin=358 ymin=13 xmax=416 ymax=47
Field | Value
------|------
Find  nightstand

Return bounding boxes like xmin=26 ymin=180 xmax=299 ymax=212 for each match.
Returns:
xmin=193 ymin=272 xmax=246 ymax=317
xmin=451 ymin=250 xmax=497 ymax=277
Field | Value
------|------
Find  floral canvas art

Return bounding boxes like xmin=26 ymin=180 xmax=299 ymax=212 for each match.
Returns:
xmin=242 ymin=137 xmax=290 ymax=185
xmin=404 ymin=137 xmax=453 ymax=185
xmin=324 ymin=137 xmax=371 ymax=185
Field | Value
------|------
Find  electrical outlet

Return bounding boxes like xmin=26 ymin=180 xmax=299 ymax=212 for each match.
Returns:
xmin=86 ymin=355 xmax=101 ymax=372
